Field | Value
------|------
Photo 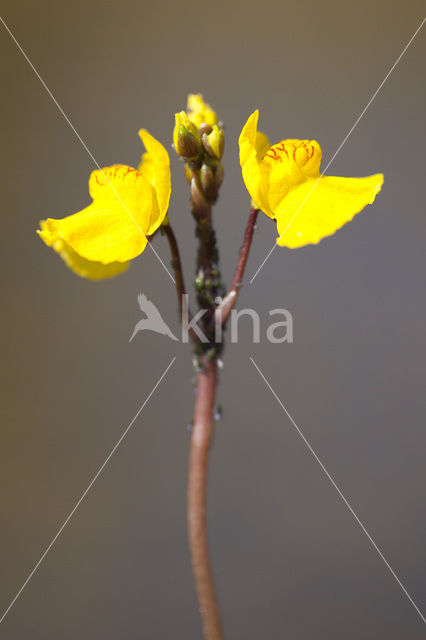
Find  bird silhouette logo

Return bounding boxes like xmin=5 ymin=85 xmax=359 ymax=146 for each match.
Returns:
xmin=129 ymin=293 xmax=179 ymax=343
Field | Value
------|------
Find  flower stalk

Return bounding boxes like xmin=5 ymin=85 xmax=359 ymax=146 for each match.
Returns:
xmin=188 ymin=358 xmax=223 ymax=640
xmin=163 ymin=223 xmax=186 ymax=317
xmin=163 ymin=222 xmax=203 ymax=349
xmin=216 ymin=206 xmax=259 ymax=326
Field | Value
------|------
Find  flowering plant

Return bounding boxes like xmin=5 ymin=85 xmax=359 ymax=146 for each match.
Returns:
xmin=38 ymin=94 xmax=382 ymax=639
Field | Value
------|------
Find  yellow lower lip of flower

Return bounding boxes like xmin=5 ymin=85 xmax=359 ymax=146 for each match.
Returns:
xmin=274 ymin=174 xmax=384 ymax=248
xmin=39 ymin=234 xmax=129 ymax=280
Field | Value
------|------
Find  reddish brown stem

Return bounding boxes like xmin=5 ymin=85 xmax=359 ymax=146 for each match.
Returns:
xmin=163 ymin=223 xmax=186 ymax=317
xmin=164 ymin=223 xmax=201 ymax=348
xmin=216 ymin=207 xmax=259 ymax=326
xmin=188 ymin=359 xmax=223 ymax=640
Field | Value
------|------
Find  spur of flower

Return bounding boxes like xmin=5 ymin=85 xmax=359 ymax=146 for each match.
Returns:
xmin=239 ymin=110 xmax=383 ymax=248
xmin=37 ymin=130 xmax=170 ymax=280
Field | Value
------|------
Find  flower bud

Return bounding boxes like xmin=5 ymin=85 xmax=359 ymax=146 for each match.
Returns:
xmin=198 ymin=160 xmax=224 ymax=203
xmin=173 ymin=111 xmax=202 ymax=159
xmin=184 ymin=163 xmax=193 ymax=184
xmin=191 ymin=177 xmax=210 ymax=219
xmin=200 ymin=163 xmax=215 ymax=193
xmin=199 ymin=123 xmax=213 ymax=136
xmin=202 ymin=125 xmax=224 ymax=159
xmin=213 ymin=161 xmax=224 ymax=191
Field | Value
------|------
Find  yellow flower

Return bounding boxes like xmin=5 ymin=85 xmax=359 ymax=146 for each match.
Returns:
xmin=187 ymin=94 xmax=218 ymax=128
xmin=38 ymin=130 xmax=171 ymax=280
xmin=239 ymin=111 xmax=383 ymax=248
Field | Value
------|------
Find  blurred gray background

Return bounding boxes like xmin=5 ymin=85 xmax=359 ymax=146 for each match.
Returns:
xmin=1 ymin=1 xmax=425 ymax=638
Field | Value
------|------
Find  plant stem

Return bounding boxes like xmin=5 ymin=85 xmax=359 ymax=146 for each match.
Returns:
xmin=216 ymin=207 xmax=259 ymax=325
xmin=188 ymin=358 xmax=223 ymax=640
xmin=163 ymin=223 xmax=186 ymax=317
xmin=191 ymin=176 xmax=224 ymax=341
xmin=164 ymin=223 xmax=202 ymax=348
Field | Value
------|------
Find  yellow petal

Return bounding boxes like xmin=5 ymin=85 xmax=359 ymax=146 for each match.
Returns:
xmin=275 ymin=174 xmax=384 ymax=248
xmin=261 ymin=139 xmax=322 ymax=212
xmin=255 ymin=130 xmax=271 ymax=159
xmin=40 ymin=165 xmax=156 ymax=264
xmin=138 ymin=130 xmax=171 ymax=232
xmin=38 ymin=232 xmax=129 ymax=280
xmin=205 ymin=124 xmax=224 ymax=159
xmin=238 ymin=111 xmax=273 ymax=217
xmin=187 ymin=93 xmax=217 ymax=127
